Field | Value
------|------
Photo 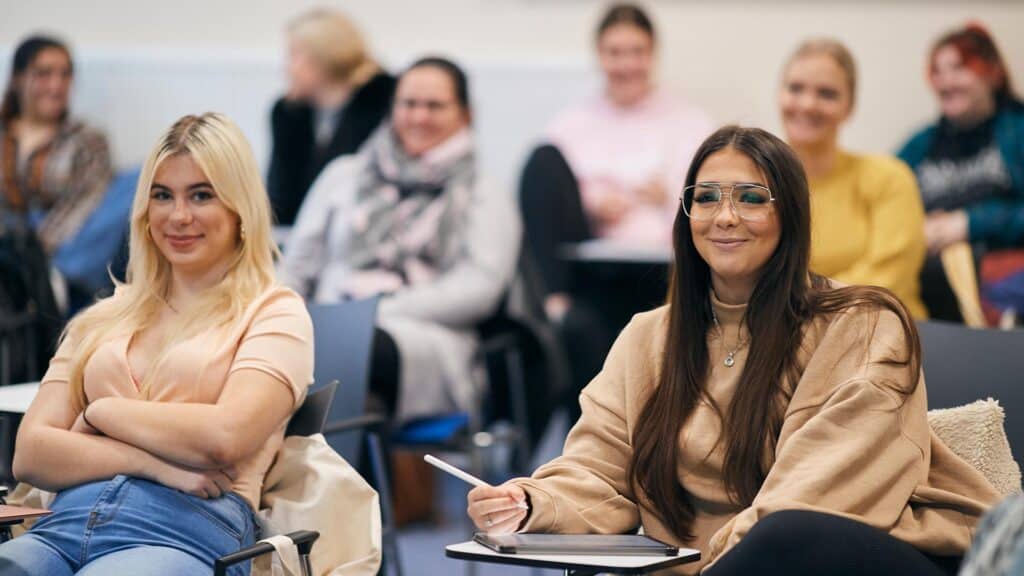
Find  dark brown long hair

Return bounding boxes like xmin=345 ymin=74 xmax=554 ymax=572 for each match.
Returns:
xmin=627 ymin=126 xmax=921 ymax=542
xmin=596 ymin=3 xmax=655 ymax=44
xmin=1 ymin=35 xmax=73 ymax=124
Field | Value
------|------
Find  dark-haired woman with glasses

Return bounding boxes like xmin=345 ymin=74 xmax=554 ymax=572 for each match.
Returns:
xmin=467 ymin=126 xmax=998 ymax=575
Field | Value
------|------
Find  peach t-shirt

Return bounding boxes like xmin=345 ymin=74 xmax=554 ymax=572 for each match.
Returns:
xmin=41 ymin=285 xmax=314 ymax=509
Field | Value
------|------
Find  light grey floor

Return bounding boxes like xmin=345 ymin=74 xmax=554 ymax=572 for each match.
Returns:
xmin=390 ymin=410 xmax=571 ymax=575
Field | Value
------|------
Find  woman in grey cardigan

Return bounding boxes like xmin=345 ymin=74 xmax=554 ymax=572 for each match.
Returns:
xmin=280 ymin=57 xmax=520 ymax=421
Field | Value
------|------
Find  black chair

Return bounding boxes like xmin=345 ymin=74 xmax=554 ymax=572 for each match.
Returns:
xmin=213 ymin=380 xmax=339 ymax=576
xmin=0 ymin=223 xmax=62 ymax=387
xmin=286 ymin=380 xmax=340 ymax=438
xmin=392 ymin=249 xmax=569 ymax=478
xmin=491 ymin=249 xmax=571 ymax=464
xmin=0 ymin=314 xmax=37 ymax=387
xmin=918 ymin=321 xmax=1024 ymax=468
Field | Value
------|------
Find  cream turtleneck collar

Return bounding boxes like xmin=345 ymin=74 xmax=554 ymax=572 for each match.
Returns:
xmin=709 ymin=290 xmax=749 ymax=368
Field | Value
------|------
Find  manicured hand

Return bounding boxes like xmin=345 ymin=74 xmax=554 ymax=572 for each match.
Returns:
xmin=467 ymin=483 xmax=529 ymax=534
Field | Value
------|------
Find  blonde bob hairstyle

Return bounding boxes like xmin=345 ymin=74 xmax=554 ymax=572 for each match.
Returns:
xmin=288 ymin=8 xmax=380 ymax=87
xmin=63 ymin=113 xmax=279 ymax=412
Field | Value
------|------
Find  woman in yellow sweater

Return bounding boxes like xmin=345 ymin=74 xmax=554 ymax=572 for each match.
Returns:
xmin=466 ymin=126 xmax=997 ymax=575
xmin=780 ymin=38 xmax=928 ymax=318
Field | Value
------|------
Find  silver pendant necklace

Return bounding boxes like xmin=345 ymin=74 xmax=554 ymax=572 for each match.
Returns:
xmin=711 ymin=309 xmax=746 ymax=368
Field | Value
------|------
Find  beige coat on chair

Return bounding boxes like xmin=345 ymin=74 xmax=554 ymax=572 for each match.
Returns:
xmin=255 ymin=433 xmax=382 ymax=576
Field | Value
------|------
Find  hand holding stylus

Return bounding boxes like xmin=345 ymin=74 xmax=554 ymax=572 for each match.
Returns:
xmin=467 ymin=482 xmax=530 ymax=534
xmin=424 ymin=454 xmax=530 ymax=534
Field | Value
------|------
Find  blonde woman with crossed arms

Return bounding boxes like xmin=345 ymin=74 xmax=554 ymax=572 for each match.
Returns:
xmin=0 ymin=113 xmax=313 ymax=576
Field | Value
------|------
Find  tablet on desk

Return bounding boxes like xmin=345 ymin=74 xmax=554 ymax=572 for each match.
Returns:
xmin=473 ymin=533 xmax=679 ymax=556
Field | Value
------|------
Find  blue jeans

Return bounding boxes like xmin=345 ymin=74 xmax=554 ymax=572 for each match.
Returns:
xmin=0 ymin=475 xmax=255 ymax=575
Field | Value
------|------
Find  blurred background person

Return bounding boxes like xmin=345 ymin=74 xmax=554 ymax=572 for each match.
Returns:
xmin=519 ymin=2 xmax=713 ymax=425
xmin=0 ymin=34 xmax=111 ymax=380
xmin=538 ymin=2 xmax=712 ymax=250
xmin=780 ymin=38 xmax=927 ymax=318
xmin=0 ymin=34 xmax=111 ymax=263
xmin=267 ymin=8 xmax=395 ymax=226
xmin=960 ymin=493 xmax=1024 ymax=576
xmin=280 ymin=57 xmax=519 ymax=422
xmin=899 ymin=23 xmax=1024 ymax=322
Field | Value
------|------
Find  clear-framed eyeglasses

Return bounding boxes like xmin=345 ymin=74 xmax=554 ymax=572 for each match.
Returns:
xmin=680 ymin=182 xmax=776 ymax=222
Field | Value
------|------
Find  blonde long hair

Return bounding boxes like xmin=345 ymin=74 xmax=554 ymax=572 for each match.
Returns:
xmin=64 ymin=113 xmax=279 ymax=412
xmin=288 ymin=8 xmax=379 ymax=87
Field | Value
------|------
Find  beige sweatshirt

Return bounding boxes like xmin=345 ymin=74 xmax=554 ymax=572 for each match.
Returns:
xmin=515 ymin=293 xmax=1000 ymax=574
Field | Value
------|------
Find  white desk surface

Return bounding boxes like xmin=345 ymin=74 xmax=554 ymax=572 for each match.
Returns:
xmin=446 ymin=541 xmax=700 ymax=572
xmin=561 ymin=240 xmax=671 ymax=265
xmin=0 ymin=382 xmax=40 ymax=414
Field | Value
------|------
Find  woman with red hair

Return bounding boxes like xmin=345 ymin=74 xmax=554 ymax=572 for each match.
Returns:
xmin=898 ymin=24 xmax=1024 ymax=320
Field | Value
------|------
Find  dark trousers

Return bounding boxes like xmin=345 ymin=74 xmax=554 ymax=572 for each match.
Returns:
xmin=704 ymin=510 xmax=961 ymax=576
xmin=921 ymin=253 xmax=964 ymax=322
xmin=519 ymin=144 xmax=668 ymax=425
xmin=368 ymin=327 xmax=401 ymax=417
xmin=519 ymin=144 xmax=592 ymax=295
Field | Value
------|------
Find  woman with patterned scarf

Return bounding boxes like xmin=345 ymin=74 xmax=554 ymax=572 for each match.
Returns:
xmin=281 ymin=56 xmax=521 ymax=421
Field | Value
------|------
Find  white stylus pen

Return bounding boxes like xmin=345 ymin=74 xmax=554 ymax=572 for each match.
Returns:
xmin=424 ymin=454 xmax=529 ymax=509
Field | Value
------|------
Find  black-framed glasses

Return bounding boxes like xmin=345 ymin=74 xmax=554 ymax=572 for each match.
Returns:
xmin=681 ymin=182 xmax=775 ymax=222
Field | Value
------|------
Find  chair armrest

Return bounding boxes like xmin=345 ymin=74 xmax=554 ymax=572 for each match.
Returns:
xmin=214 ymin=530 xmax=319 ymax=576
xmin=322 ymin=413 xmax=388 ymax=435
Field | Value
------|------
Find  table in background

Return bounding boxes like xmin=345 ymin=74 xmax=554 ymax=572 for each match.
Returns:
xmin=559 ymin=240 xmax=672 ymax=342
xmin=560 ymin=240 xmax=671 ymax=265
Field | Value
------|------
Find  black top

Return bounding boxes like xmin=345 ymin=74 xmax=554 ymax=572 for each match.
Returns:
xmin=267 ymin=72 xmax=396 ymax=225
xmin=916 ymin=113 xmax=1014 ymax=212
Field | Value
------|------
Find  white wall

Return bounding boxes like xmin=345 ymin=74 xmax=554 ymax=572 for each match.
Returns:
xmin=3 ymin=0 xmax=1023 ymax=190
